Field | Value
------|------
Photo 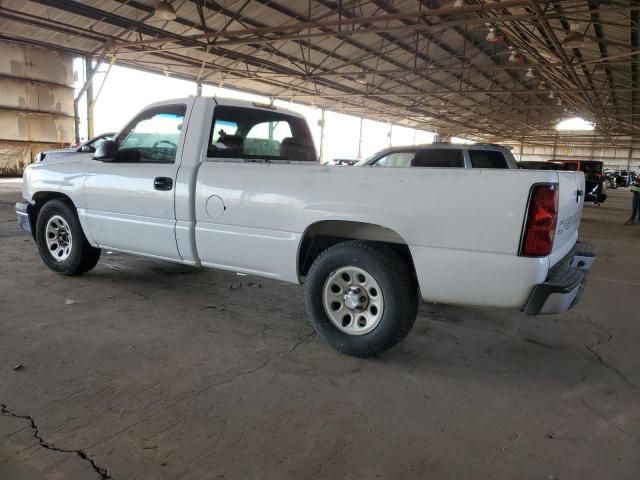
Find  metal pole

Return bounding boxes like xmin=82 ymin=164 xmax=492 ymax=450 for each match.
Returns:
xmin=519 ymin=137 xmax=524 ymax=162
xmin=85 ymin=57 xmax=94 ymax=140
xmin=73 ymin=101 xmax=80 ymax=146
xmin=319 ymin=108 xmax=326 ymax=164
xmin=91 ymin=55 xmax=116 ymax=108
xmin=357 ymin=117 xmax=363 ymax=159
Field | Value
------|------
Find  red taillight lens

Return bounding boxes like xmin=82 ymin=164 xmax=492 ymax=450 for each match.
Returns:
xmin=520 ymin=184 xmax=559 ymax=257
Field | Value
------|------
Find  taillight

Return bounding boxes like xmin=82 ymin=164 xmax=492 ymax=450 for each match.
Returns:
xmin=520 ymin=184 xmax=559 ymax=257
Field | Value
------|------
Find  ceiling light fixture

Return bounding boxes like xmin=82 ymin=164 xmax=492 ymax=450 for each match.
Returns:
xmin=525 ymin=67 xmax=535 ymax=79
xmin=548 ymin=92 xmax=555 ymax=99
xmin=486 ymin=27 xmax=499 ymax=43
xmin=508 ymin=48 xmax=518 ymax=63
xmin=562 ymin=23 xmax=585 ymax=49
xmin=556 ymin=98 xmax=562 ymax=106
xmin=453 ymin=0 xmax=466 ymax=7
xmin=355 ymin=73 xmax=367 ymax=84
xmin=154 ymin=1 xmax=177 ymax=21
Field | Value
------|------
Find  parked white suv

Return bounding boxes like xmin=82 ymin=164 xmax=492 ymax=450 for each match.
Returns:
xmin=357 ymin=143 xmax=519 ymax=169
xmin=16 ymin=96 xmax=594 ymax=357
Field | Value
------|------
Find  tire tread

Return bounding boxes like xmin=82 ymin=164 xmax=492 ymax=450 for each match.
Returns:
xmin=305 ymin=240 xmax=418 ymax=358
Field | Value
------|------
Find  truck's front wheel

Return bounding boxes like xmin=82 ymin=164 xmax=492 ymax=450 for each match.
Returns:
xmin=305 ymin=241 xmax=418 ymax=357
xmin=35 ymin=199 xmax=101 ymax=276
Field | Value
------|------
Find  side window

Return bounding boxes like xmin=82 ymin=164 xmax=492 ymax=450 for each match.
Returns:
xmin=412 ymin=149 xmax=464 ymax=168
xmin=372 ymin=152 xmax=414 ymax=167
xmin=208 ymin=106 xmax=316 ymax=161
xmin=469 ymin=150 xmax=509 ymax=169
xmin=117 ymin=105 xmax=186 ymax=163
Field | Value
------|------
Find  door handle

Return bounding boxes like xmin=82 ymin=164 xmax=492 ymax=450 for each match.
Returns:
xmin=154 ymin=177 xmax=173 ymax=191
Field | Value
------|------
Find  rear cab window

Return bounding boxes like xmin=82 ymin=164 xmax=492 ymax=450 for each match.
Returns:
xmin=372 ymin=149 xmax=463 ymax=168
xmin=469 ymin=150 xmax=509 ymax=169
xmin=208 ymin=106 xmax=316 ymax=161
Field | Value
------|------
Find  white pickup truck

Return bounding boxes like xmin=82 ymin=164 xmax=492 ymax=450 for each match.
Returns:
xmin=16 ymin=96 xmax=595 ymax=357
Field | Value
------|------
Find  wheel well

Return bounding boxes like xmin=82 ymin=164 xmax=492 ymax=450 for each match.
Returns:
xmin=29 ymin=192 xmax=75 ymax=240
xmin=298 ymin=220 xmax=417 ymax=280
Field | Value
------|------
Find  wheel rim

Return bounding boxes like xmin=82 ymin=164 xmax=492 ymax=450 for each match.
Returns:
xmin=45 ymin=215 xmax=73 ymax=262
xmin=322 ymin=266 xmax=384 ymax=335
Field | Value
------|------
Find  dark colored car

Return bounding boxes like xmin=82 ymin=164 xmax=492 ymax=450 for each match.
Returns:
xmin=518 ymin=161 xmax=562 ymax=170
xmin=36 ymin=133 xmax=116 ymax=163
xmin=331 ymin=158 xmax=359 ymax=166
xmin=547 ymin=160 xmax=607 ymax=205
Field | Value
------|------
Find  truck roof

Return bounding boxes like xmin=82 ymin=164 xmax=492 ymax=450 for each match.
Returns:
xmin=366 ymin=142 xmax=514 ymax=160
xmin=213 ymin=97 xmax=306 ymax=119
xmin=134 ymin=96 xmax=307 ymax=121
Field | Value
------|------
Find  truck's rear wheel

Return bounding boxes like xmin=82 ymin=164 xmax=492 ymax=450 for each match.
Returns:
xmin=35 ymin=199 xmax=101 ymax=276
xmin=305 ymin=241 xmax=418 ymax=357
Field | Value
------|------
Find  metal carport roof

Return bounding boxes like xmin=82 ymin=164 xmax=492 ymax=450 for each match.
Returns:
xmin=0 ymin=0 xmax=637 ymax=145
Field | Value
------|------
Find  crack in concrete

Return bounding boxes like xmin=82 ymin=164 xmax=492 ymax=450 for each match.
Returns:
xmin=570 ymin=315 xmax=639 ymax=391
xmin=581 ymin=397 xmax=640 ymax=450
xmin=1 ymin=403 xmax=112 ymax=480
xmin=207 ymin=330 xmax=318 ymax=390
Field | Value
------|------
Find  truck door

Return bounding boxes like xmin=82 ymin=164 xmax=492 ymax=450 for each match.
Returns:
xmin=83 ymin=104 xmax=187 ymax=260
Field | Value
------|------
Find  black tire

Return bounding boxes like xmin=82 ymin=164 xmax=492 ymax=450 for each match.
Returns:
xmin=305 ymin=241 xmax=419 ymax=358
xmin=35 ymin=199 xmax=101 ymax=276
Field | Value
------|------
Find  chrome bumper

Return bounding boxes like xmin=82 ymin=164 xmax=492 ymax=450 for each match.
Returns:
xmin=15 ymin=200 xmax=32 ymax=234
xmin=523 ymin=242 xmax=596 ymax=315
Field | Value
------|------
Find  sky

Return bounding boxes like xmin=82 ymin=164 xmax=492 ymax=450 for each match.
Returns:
xmin=76 ymin=62 xmax=438 ymax=162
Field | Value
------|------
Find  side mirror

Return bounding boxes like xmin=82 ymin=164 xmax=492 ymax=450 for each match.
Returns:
xmin=80 ymin=144 xmax=95 ymax=153
xmin=93 ymin=140 xmax=116 ymax=161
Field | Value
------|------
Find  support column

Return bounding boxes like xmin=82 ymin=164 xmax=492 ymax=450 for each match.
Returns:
xmin=319 ymin=108 xmax=326 ymax=164
xmin=73 ymin=102 xmax=80 ymax=146
xmin=357 ymin=117 xmax=363 ymax=159
xmin=85 ymin=57 xmax=94 ymax=140
xmin=518 ymin=136 xmax=524 ymax=162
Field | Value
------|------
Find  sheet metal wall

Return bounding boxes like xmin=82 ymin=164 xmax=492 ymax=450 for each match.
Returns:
xmin=0 ymin=40 xmax=74 ymax=176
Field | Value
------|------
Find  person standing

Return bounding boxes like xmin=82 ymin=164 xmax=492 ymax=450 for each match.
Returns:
xmin=625 ymin=170 xmax=640 ymax=225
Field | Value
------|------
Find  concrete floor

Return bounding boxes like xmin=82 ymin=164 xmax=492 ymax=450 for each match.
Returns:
xmin=0 ymin=177 xmax=639 ymax=480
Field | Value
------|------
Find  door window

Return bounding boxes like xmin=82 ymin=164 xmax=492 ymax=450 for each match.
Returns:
xmin=117 ymin=105 xmax=186 ymax=163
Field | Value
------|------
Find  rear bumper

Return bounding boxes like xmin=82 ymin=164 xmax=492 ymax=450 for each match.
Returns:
xmin=523 ymin=242 xmax=596 ymax=315
xmin=15 ymin=200 xmax=32 ymax=234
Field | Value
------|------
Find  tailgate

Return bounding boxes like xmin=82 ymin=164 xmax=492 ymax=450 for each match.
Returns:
xmin=551 ymin=171 xmax=585 ymax=265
